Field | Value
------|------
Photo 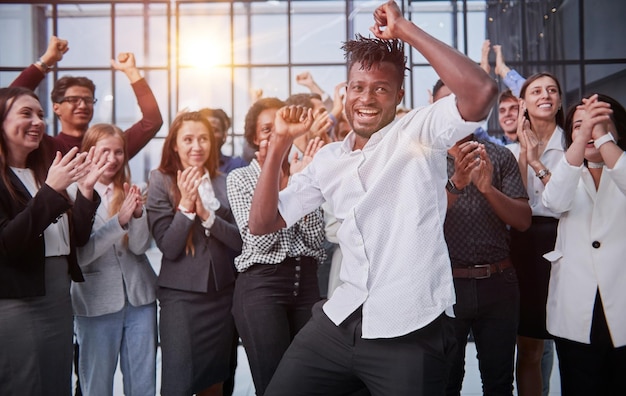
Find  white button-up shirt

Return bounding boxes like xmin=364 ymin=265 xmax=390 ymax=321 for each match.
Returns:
xmin=506 ymin=126 xmax=564 ymax=218
xmin=278 ymin=95 xmax=483 ymax=338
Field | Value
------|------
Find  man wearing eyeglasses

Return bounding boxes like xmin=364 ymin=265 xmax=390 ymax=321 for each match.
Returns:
xmin=11 ymin=37 xmax=163 ymax=158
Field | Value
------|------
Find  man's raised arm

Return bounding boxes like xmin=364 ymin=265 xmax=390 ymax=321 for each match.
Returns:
xmin=112 ymin=52 xmax=164 ymax=159
xmin=370 ymin=1 xmax=497 ymax=122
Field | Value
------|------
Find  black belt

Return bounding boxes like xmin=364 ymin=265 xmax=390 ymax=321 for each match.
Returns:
xmin=532 ymin=216 xmax=558 ymax=224
xmin=452 ymin=257 xmax=513 ymax=279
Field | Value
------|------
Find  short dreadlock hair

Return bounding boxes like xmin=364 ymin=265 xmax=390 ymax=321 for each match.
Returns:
xmin=342 ymin=34 xmax=407 ymax=89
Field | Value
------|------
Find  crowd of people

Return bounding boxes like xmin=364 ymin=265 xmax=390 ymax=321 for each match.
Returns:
xmin=1 ymin=1 xmax=625 ymax=396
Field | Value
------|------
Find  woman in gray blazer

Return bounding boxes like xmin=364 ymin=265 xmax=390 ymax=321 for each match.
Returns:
xmin=147 ymin=111 xmax=242 ymax=396
xmin=71 ymin=124 xmax=158 ymax=396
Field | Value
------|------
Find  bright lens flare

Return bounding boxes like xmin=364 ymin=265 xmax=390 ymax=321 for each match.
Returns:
xmin=179 ymin=38 xmax=228 ymax=69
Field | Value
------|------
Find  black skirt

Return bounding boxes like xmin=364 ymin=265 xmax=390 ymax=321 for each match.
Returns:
xmin=158 ymin=279 xmax=235 ymax=395
xmin=510 ymin=216 xmax=558 ymax=339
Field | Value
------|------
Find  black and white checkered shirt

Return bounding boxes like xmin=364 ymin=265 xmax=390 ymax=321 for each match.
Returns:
xmin=226 ymin=159 xmax=326 ymax=272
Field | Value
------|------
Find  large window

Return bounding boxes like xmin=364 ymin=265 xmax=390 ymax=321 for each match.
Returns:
xmin=1 ymin=0 xmax=624 ymax=183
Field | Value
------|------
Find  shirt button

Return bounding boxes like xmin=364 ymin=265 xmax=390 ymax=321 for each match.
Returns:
xmin=117 ymin=251 xmax=123 ymax=257
xmin=592 ymin=241 xmax=601 ymax=249
xmin=294 ymin=282 xmax=299 ymax=287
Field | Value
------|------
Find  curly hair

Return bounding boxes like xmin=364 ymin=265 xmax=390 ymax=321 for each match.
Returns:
xmin=198 ymin=108 xmax=231 ymax=133
xmin=342 ymin=34 xmax=406 ymax=88
xmin=243 ymin=97 xmax=285 ymax=150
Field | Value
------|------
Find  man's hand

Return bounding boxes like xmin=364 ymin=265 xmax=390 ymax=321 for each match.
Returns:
xmin=450 ymin=141 xmax=481 ymax=190
xmin=111 ymin=52 xmax=141 ymax=83
xmin=493 ymin=44 xmax=511 ymax=79
xmin=39 ymin=36 xmax=69 ymax=69
xmin=273 ymin=105 xmax=314 ymax=140
xmin=370 ymin=1 xmax=406 ymax=40
xmin=470 ymin=144 xmax=494 ymax=194
xmin=480 ymin=39 xmax=491 ymax=75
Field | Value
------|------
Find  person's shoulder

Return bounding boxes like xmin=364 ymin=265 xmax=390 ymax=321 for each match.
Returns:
xmin=148 ymin=168 xmax=169 ymax=184
xmin=485 ymin=139 xmax=515 ymax=157
xmin=227 ymin=161 xmax=256 ymax=181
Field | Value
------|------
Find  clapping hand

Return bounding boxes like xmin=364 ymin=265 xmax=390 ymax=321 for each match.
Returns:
xmin=118 ymin=183 xmax=144 ymax=227
xmin=579 ymin=94 xmax=613 ymax=143
xmin=290 ymin=137 xmax=324 ymax=175
xmin=46 ymin=147 xmax=89 ymax=193
xmin=177 ymin=166 xmax=202 ymax=212
xmin=469 ymin=144 xmax=494 ymax=193
xmin=77 ymin=147 xmax=110 ymax=200
xmin=451 ymin=140 xmax=481 ymax=190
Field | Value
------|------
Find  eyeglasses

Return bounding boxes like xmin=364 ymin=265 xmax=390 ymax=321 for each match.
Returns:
xmin=58 ymin=96 xmax=97 ymax=106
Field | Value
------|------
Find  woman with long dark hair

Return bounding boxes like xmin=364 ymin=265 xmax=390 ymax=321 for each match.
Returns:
xmin=147 ymin=111 xmax=241 ymax=396
xmin=507 ymin=72 xmax=565 ymax=395
xmin=0 ymin=87 xmax=102 ymax=394
xmin=542 ymin=93 xmax=626 ymax=394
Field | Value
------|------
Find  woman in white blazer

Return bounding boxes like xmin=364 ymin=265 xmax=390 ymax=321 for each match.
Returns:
xmin=542 ymin=94 xmax=626 ymax=395
xmin=71 ymin=124 xmax=157 ymax=396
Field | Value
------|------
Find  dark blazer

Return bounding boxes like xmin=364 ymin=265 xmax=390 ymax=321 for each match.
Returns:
xmin=147 ymin=170 xmax=242 ymax=293
xmin=0 ymin=170 xmax=99 ymax=298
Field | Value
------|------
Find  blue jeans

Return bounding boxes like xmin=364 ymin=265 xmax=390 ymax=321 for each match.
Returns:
xmin=74 ymin=302 xmax=157 ymax=396
xmin=232 ymin=257 xmax=320 ymax=396
xmin=446 ymin=267 xmax=520 ymax=396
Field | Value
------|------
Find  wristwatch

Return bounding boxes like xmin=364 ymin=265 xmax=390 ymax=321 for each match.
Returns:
xmin=593 ymin=133 xmax=616 ymax=149
xmin=446 ymin=179 xmax=465 ymax=195
xmin=536 ymin=168 xmax=551 ymax=180
xmin=34 ymin=59 xmax=51 ymax=73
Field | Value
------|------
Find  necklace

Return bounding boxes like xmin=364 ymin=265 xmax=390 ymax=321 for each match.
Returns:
xmin=587 ymin=161 xmax=605 ymax=169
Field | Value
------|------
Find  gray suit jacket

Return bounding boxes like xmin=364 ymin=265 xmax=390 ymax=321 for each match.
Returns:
xmin=71 ymin=187 xmax=156 ymax=317
xmin=147 ymin=170 xmax=241 ymax=293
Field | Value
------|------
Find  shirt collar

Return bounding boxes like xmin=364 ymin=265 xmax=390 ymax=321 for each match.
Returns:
xmin=340 ymin=119 xmax=399 ymax=153
xmin=94 ymin=181 xmax=113 ymax=199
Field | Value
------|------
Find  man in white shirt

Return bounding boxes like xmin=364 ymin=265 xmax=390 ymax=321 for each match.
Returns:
xmin=249 ymin=1 xmax=498 ymax=395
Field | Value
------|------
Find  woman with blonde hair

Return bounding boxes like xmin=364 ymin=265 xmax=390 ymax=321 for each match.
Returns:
xmin=72 ymin=123 xmax=157 ymax=396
